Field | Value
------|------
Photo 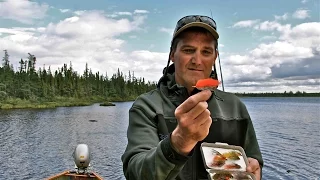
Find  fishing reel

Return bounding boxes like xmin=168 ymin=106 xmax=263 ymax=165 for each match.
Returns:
xmin=73 ymin=144 xmax=91 ymax=173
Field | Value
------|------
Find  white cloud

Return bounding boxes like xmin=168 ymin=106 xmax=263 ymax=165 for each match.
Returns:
xmin=59 ymin=9 xmax=70 ymax=13
xmin=74 ymin=10 xmax=86 ymax=15
xmin=232 ymin=20 xmax=260 ymax=28
xmin=0 ymin=11 xmax=157 ymax=83
xmin=301 ymin=0 xmax=308 ymax=4
xmin=0 ymin=0 xmax=48 ymax=24
xmin=220 ymin=21 xmax=320 ymax=92
xmin=280 ymin=22 xmax=320 ymax=49
xmin=219 ymin=61 xmax=272 ymax=92
xmin=0 ymin=27 xmax=36 ymax=35
xmin=45 ymin=11 xmax=144 ymax=39
xmin=132 ymin=15 xmax=147 ymax=27
xmin=149 ymin=44 xmax=155 ymax=49
xmin=274 ymin=13 xmax=289 ymax=21
xmin=292 ymin=9 xmax=310 ymax=19
xmin=129 ymin=35 xmax=137 ymax=39
xmin=226 ymin=77 xmax=319 ymax=93
xmin=254 ymin=21 xmax=291 ymax=33
xmin=117 ymin=12 xmax=132 ymax=16
xmin=260 ymin=35 xmax=277 ymax=40
xmin=254 ymin=21 xmax=320 ymax=51
xmin=250 ymin=41 xmax=313 ymax=61
xmin=159 ymin=27 xmax=173 ymax=35
xmin=0 ymin=27 xmax=37 ymax=43
xmin=107 ymin=11 xmax=133 ymax=18
xmin=153 ymin=8 xmax=162 ymax=14
xmin=228 ymin=22 xmax=319 ymax=66
xmin=225 ymin=54 xmax=252 ymax=65
xmin=128 ymin=50 xmax=167 ymax=79
xmin=134 ymin=9 xmax=149 ymax=14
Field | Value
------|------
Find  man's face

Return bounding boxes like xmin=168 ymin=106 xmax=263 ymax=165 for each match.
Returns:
xmin=170 ymin=31 xmax=217 ymax=92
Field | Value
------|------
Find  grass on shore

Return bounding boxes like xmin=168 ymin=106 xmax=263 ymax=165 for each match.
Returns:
xmin=99 ymin=102 xmax=116 ymax=106
xmin=0 ymin=97 xmax=105 ymax=110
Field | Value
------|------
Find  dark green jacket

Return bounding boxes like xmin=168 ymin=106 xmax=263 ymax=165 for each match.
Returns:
xmin=122 ymin=66 xmax=263 ymax=180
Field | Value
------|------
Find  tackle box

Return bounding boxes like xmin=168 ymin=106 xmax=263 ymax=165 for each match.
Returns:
xmin=200 ymin=142 xmax=256 ymax=180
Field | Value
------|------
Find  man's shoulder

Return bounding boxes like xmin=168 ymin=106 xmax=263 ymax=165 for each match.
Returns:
xmin=132 ymin=89 xmax=163 ymax=107
xmin=137 ymin=88 xmax=161 ymax=99
xmin=214 ymin=89 xmax=241 ymax=101
xmin=213 ymin=90 xmax=250 ymax=118
xmin=213 ymin=89 xmax=248 ymax=109
xmin=130 ymin=89 xmax=165 ymax=117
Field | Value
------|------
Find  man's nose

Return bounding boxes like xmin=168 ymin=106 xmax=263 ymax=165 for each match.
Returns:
xmin=191 ymin=51 xmax=201 ymax=64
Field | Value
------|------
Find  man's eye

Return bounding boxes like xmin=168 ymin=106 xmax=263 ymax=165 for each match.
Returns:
xmin=203 ymin=50 xmax=212 ymax=55
xmin=183 ymin=49 xmax=194 ymax=53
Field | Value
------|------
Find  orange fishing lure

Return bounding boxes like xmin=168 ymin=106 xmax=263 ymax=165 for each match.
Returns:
xmin=193 ymin=78 xmax=220 ymax=91
xmin=224 ymin=163 xmax=241 ymax=169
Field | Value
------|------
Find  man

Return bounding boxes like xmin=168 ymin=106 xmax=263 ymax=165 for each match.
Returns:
xmin=122 ymin=15 xmax=263 ymax=180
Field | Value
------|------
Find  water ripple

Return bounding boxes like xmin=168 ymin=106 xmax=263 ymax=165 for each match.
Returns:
xmin=0 ymin=99 xmax=319 ymax=179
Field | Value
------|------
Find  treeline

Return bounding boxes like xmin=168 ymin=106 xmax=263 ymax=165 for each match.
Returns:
xmin=0 ymin=50 xmax=157 ymax=107
xmin=235 ymin=91 xmax=320 ymax=97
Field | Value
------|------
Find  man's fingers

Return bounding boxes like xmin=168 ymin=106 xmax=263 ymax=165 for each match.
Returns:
xmin=175 ymin=90 xmax=212 ymax=114
xmin=200 ymin=116 xmax=212 ymax=129
xmin=246 ymin=158 xmax=261 ymax=180
xmin=183 ymin=101 xmax=208 ymax=121
xmin=247 ymin=158 xmax=260 ymax=172
xmin=198 ymin=116 xmax=212 ymax=137
xmin=252 ymin=168 xmax=261 ymax=180
xmin=193 ymin=108 xmax=211 ymax=124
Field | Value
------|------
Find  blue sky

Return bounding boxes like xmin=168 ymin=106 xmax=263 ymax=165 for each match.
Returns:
xmin=0 ymin=0 xmax=319 ymax=92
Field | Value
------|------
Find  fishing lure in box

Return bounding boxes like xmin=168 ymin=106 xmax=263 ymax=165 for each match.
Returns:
xmin=200 ymin=142 xmax=256 ymax=180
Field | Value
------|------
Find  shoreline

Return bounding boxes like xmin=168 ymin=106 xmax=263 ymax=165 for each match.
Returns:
xmin=0 ymin=101 xmax=117 ymax=110
xmin=0 ymin=97 xmax=132 ymax=110
xmin=1 ymin=95 xmax=318 ymax=110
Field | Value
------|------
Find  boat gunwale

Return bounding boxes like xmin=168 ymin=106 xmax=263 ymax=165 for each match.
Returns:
xmin=46 ymin=170 xmax=103 ymax=180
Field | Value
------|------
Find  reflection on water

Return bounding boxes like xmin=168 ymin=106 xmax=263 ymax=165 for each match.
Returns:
xmin=242 ymin=97 xmax=320 ymax=180
xmin=0 ymin=102 xmax=131 ymax=180
xmin=0 ymin=97 xmax=319 ymax=179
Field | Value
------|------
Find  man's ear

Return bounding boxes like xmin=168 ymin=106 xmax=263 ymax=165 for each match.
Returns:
xmin=169 ymin=48 xmax=175 ymax=62
xmin=213 ymin=49 xmax=218 ymax=63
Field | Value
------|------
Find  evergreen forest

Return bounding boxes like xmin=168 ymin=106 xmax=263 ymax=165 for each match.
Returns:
xmin=0 ymin=50 xmax=157 ymax=109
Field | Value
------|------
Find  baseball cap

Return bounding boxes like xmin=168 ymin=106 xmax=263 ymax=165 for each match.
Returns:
xmin=172 ymin=15 xmax=219 ymax=41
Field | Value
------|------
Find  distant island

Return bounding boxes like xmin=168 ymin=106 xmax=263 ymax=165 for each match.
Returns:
xmin=100 ymin=102 xmax=116 ymax=106
xmin=0 ymin=50 xmax=319 ymax=109
xmin=235 ymin=91 xmax=319 ymax=97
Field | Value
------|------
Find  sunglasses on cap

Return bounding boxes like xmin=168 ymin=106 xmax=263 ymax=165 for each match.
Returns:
xmin=173 ymin=15 xmax=219 ymax=40
xmin=176 ymin=15 xmax=217 ymax=30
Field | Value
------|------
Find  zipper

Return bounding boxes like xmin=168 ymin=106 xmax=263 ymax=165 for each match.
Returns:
xmin=213 ymin=91 xmax=224 ymax=101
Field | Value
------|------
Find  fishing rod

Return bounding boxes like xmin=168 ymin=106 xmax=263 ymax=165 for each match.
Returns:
xmin=217 ymin=49 xmax=225 ymax=91
xmin=210 ymin=10 xmax=225 ymax=91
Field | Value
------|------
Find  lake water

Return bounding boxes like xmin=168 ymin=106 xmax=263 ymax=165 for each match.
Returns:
xmin=0 ymin=97 xmax=319 ymax=180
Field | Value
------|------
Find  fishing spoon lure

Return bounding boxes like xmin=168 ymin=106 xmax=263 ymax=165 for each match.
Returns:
xmin=192 ymin=78 xmax=220 ymax=91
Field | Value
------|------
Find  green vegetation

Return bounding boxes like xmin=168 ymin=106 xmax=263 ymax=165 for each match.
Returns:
xmin=100 ymin=102 xmax=116 ymax=106
xmin=0 ymin=50 xmax=156 ymax=109
xmin=235 ymin=91 xmax=320 ymax=97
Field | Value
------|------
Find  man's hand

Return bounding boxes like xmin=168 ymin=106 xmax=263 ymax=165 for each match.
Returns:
xmin=171 ymin=90 xmax=212 ymax=156
xmin=246 ymin=157 xmax=261 ymax=180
